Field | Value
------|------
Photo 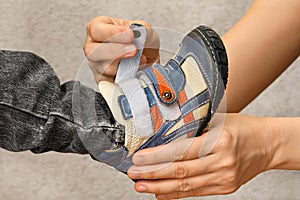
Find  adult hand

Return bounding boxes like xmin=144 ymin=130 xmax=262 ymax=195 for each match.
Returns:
xmin=83 ymin=16 xmax=159 ymax=83
xmin=127 ymin=113 xmax=280 ymax=199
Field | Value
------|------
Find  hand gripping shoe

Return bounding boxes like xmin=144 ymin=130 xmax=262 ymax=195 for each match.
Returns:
xmin=96 ymin=24 xmax=228 ymax=173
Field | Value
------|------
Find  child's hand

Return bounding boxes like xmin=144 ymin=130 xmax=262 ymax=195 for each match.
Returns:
xmin=83 ymin=16 xmax=159 ymax=83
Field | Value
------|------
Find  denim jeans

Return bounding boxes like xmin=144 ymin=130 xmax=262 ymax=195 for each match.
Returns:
xmin=0 ymin=50 xmax=124 ymax=157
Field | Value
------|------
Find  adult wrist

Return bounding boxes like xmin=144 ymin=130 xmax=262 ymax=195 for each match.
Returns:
xmin=263 ymin=117 xmax=284 ymax=170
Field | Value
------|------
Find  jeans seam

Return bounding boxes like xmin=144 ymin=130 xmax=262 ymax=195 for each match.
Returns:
xmin=48 ymin=111 xmax=122 ymax=131
xmin=0 ymin=102 xmax=48 ymax=120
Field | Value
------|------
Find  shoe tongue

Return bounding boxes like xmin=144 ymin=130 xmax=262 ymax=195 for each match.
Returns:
xmin=98 ymin=81 xmax=126 ymax=125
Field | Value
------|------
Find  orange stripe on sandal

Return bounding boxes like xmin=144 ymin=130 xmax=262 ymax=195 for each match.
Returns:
xmin=178 ymin=90 xmax=195 ymax=137
xmin=151 ymin=105 xmax=163 ymax=132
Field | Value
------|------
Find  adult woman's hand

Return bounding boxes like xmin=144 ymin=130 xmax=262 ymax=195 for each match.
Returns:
xmin=127 ymin=114 xmax=281 ymax=199
xmin=83 ymin=16 xmax=159 ymax=83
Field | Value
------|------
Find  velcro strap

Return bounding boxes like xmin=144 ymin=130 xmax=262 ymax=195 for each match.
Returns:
xmin=115 ymin=24 xmax=154 ymax=137
xmin=117 ymin=78 xmax=153 ymax=137
xmin=164 ymin=59 xmax=186 ymax=92
xmin=115 ymin=24 xmax=147 ymax=83
xmin=118 ymin=87 xmax=157 ymax=120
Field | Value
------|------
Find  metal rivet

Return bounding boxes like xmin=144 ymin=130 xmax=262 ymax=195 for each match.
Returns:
xmin=133 ymin=30 xmax=141 ymax=38
xmin=162 ymin=91 xmax=173 ymax=101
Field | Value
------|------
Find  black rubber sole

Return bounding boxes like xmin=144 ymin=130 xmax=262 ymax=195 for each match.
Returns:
xmin=192 ymin=25 xmax=228 ymax=112
xmin=187 ymin=26 xmax=228 ymax=136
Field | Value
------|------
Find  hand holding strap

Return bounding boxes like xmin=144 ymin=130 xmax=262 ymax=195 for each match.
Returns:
xmin=115 ymin=24 xmax=154 ymax=138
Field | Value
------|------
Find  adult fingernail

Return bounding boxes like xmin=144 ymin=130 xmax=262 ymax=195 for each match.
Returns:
xmin=125 ymin=44 xmax=136 ymax=54
xmin=128 ymin=168 xmax=141 ymax=178
xmin=130 ymin=172 xmax=141 ymax=179
xmin=133 ymin=155 xmax=144 ymax=165
xmin=137 ymin=185 xmax=147 ymax=192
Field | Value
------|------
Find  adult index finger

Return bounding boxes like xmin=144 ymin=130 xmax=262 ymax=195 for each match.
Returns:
xmin=132 ymin=134 xmax=208 ymax=166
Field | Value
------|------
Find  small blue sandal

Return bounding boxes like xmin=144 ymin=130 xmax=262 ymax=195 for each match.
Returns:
xmin=96 ymin=24 xmax=228 ymax=173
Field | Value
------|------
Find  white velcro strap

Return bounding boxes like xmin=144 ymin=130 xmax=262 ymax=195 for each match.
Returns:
xmin=115 ymin=24 xmax=147 ymax=83
xmin=117 ymin=78 xmax=153 ymax=137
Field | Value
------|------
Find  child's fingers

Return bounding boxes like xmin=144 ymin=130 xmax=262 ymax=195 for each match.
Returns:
xmin=87 ymin=23 xmax=134 ymax=43
xmin=85 ymin=42 xmax=137 ymax=62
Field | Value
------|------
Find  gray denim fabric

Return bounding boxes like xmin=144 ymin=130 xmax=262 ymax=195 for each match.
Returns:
xmin=0 ymin=50 xmax=124 ymax=156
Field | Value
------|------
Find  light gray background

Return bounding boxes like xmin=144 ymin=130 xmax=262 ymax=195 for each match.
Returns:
xmin=0 ymin=0 xmax=299 ymax=200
